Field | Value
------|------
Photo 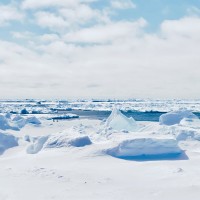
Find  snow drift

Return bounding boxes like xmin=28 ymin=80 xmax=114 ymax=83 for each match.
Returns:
xmin=0 ymin=132 xmax=18 ymax=155
xmin=106 ymin=108 xmax=138 ymax=132
xmin=159 ymin=109 xmax=198 ymax=126
xmin=106 ymin=138 xmax=182 ymax=159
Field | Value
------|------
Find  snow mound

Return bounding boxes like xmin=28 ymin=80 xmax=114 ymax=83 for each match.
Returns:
xmin=106 ymin=108 xmax=138 ymax=132
xmin=159 ymin=109 xmax=198 ymax=126
xmin=106 ymin=138 xmax=182 ymax=159
xmin=44 ymin=133 xmax=92 ymax=149
xmin=0 ymin=132 xmax=18 ymax=155
xmin=26 ymin=136 xmax=49 ymax=154
xmin=26 ymin=116 xmax=41 ymax=125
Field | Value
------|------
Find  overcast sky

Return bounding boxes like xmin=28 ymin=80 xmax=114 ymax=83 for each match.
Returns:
xmin=0 ymin=0 xmax=200 ymax=99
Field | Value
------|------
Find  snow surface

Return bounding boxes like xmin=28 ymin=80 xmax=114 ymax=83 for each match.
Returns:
xmin=1 ymin=105 xmax=200 ymax=200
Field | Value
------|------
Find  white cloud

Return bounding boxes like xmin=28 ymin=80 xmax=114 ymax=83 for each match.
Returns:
xmin=33 ymin=3 xmax=109 ymax=32
xmin=12 ymin=31 xmax=34 ymax=39
xmin=39 ymin=34 xmax=60 ymax=42
xmin=64 ymin=18 xmax=147 ymax=44
xmin=0 ymin=1 xmax=200 ymax=99
xmin=111 ymin=0 xmax=136 ymax=9
xmin=22 ymin=0 xmax=96 ymax=10
xmin=35 ymin=11 xmax=69 ymax=31
xmin=59 ymin=4 xmax=103 ymax=26
xmin=0 ymin=5 xmax=24 ymax=26
xmin=161 ymin=16 xmax=200 ymax=39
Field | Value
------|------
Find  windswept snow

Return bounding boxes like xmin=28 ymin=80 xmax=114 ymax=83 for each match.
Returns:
xmin=105 ymin=108 xmax=138 ymax=131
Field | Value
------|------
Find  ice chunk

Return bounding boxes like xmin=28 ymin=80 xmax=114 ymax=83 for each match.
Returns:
xmin=12 ymin=115 xmax=24 ymax=121
xmin=159 ymin=109 xmax=198 ymax=126
xmin=44 ymin=133 xmax=92 ymax=148
xmin=180 ymin=118 xmax=200 ymax=128
xmin=176 ymin=130 xmax=195 ymax=141
xmin=0 ymin=115 xmax=18 ymax=130
xmin=26 ymin=116 xmax=41 ymax=125
xmin=106 ymin=108 xmax=138 ymax=131
xmin=21 ymin=108 xmax=29 ymax=114
xmin=26 ymin=136 xmax=49 ymax=154
xmin=0 ymin=132 xmax=18 ymax=155
xmin=5 ymin=113 xmax=12 ymax=119
xmin=106 ymin=138 xmax=182 ymax=158
xmin=13 ymin=115 xmax=41 ymax=128
xmin=12 ymin=115 xmax=27 ymax=128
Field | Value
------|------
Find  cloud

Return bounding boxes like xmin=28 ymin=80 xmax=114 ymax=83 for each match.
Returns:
xmin=21 ymin=0 xmax=96 ymax=10
xmin=64 ymin=18 xmax=147 ymax=44
xmin=161 ymin=16 xmax=200 ymax=39
xmin=39 ymin=34 xmax=60 ymax=42
xmin=12 ymin=31 xmax=35 ymax=39
xmin=111 ymin=0 xmax=136 ymax=9
xmin=34 ymin=11 xmax=69 ymax=31
xmin=0 ymin=5 xmax=24 ymax=26
xmin=0 ymin=1 xmax=200 ymax=99
xmin=32 ymin=3 xmax=109 ymax=33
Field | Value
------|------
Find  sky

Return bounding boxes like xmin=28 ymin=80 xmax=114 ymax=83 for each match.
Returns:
xmin=0 ymin=0 xmax=200 ymax=99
